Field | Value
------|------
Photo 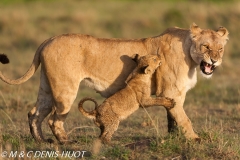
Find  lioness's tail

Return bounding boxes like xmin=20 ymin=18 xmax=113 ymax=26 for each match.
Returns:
xmin=0 ymin=38 xmax=50 ymax=85
xmin=0 ymin=54 xmax=9 ymax=64
xmin=78 ymin=97 xmax=98 ymax=120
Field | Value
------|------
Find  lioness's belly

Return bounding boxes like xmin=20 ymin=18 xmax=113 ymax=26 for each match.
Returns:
xmin=42 ymin=34 xmax=148 ymax=98
xmin=78 ymin=38 xmax=148 ymax=97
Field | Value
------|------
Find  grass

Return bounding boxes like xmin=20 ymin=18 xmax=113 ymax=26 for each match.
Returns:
xmin=0 ymin=0 xmax=240 ymax=159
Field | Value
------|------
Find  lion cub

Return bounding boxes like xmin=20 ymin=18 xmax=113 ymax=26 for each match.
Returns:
xmin=78 ymin=54 xmax=175 ymax=143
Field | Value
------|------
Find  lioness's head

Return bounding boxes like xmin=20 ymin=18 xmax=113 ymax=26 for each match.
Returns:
xmin=189 ymin=23 xmax=229 ymax=78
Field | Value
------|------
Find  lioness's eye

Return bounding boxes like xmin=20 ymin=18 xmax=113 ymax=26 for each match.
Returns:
xmin=219 ymin=48 xmax=223 ymax=52
xmin=153 ymin=58 xmax=156 ymax=62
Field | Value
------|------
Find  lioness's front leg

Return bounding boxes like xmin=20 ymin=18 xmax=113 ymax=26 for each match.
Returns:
xmin=162 ymin=94 xmax=200 ymax=141
xmin=141 ymin=97 xmax=175 ymax=109
xmin=167 ymin=110 xmax=177 ymax=133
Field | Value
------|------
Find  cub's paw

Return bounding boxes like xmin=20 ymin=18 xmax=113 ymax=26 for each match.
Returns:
xmin=165 ymin=97 xmax=176 ymax=109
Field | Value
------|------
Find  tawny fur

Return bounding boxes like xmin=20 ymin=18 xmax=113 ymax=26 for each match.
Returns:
xmin=78 ymin=54 xmax=175 ymax=143
xmin=0 ymin=23 xmax=228 ymax=144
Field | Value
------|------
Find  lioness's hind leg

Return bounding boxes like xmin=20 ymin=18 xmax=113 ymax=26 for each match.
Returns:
xmin=28 ymin=74 xmax=54 ymax=143
xmin=49 ymin=90 xmax=78 ymax=144
xmin=48 ymin=111 xmax=70 ymax=144
xmin=28 ymin=102 xmax=52 ymax=143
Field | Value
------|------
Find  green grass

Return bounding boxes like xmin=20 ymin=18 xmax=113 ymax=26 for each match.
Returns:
xmin=0 ymin=0 xmax=240 ymax=159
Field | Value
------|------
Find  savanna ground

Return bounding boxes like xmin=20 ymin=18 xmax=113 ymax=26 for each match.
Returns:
xmin=0 ymin=0 xmax=240 ymax=159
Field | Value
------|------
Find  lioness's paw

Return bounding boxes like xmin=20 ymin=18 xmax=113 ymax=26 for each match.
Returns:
xmin=46 ymin=138 xmax=55 ymax=144
xmin=194 ymin=137 xmax=201 ymax=143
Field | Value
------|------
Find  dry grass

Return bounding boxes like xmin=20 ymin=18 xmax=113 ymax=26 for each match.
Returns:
xmin=0 ymin=0 xmax=240 ymax=159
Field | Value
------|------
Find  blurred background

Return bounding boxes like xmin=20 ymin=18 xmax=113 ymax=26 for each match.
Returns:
xmin=0 ymin=0 xmax=239 ymax=159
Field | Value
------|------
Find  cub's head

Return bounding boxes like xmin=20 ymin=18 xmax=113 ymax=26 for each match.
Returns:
xmin=0 ymin=54 xmax=9 ymax=64
xmin=189 ymin=23 xmax=229 ymax=78
xmin=132 ymin=54 xmax=161 ymax=75
xmin=125 ymin=53 xmax=161 ymax=83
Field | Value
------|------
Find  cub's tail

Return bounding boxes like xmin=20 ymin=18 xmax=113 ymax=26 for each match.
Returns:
xmin=78 ymin=97 xmax=98 ymax=120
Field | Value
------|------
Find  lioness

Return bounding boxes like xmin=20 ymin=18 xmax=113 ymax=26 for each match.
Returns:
xmin=0 ymin=23 xmax=228 ymax=144
xmin=78 ymin=54 xmax=175 ymax=143
xmin=0 ymin=54 xmax=9 ymax=64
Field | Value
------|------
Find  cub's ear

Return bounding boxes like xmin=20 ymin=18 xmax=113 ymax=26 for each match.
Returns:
xmin=131 ymin=54 xmax=140 ymax=63
xmin=156 ymin=47 xmax=162 ymax=59
xmin=190 ymin=23 xmax=202 ymax=40
xmin=141 ymin=65 xmax=150 ymax=74
xmin=216 ymin=26 xmax=229 ymax=40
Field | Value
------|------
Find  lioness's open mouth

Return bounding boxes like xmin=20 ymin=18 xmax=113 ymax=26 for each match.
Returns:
xmin=200 ymin=61 xmax=216 ymax=75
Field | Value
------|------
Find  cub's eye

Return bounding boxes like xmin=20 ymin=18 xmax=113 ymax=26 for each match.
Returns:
xmin=203 ymin=45 xmax=210 ymax=50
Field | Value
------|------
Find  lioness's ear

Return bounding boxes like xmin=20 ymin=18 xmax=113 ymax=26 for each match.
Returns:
xmin=131 ymin=54 xmax=140 ymax=63
xmin=141 ymin=65 xmax=150 ymax=74
xmin=190 ymin=23 xmax=202 ymax=39
xmin=216 ymin=26 xmax=229 ymax=40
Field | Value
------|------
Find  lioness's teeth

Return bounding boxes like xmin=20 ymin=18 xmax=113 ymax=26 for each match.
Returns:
xmin=211 ymin=65 xmax=216 ymax=70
